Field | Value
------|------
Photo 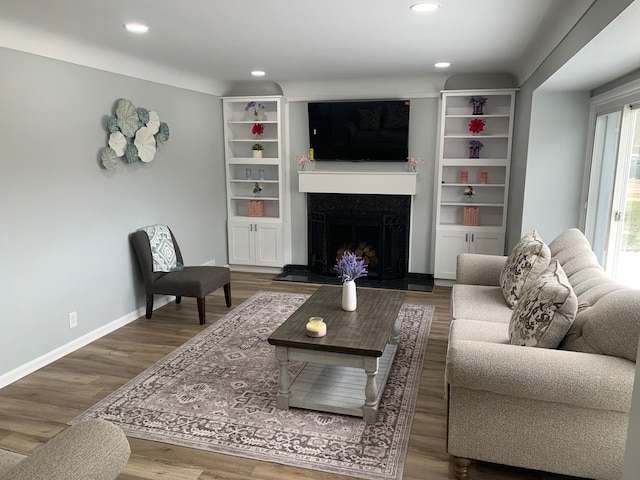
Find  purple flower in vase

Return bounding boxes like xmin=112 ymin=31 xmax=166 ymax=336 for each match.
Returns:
xmin=334 ymin=251 xmax=368 ymax=283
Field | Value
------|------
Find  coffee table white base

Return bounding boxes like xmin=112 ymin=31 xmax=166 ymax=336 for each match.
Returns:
xmin=274 ymin=321 xmax=400 ymax=424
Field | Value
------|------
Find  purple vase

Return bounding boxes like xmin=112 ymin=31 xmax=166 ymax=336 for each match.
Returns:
xmin=469 ymin=148 xmax=480 ymax=159
xmin=473 ymin=104 xmax=483 ymax=115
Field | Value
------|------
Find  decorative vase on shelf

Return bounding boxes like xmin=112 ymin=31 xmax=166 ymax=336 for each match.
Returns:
xmin=469 ymin=148 xmax=480 ymax=159
xmin=465 ymin=195 xmax=474 ymax=203
xmin=472 ymin=104 xmax=484 ymax=115
xmin=342 ymin=280 xmax=357 ymax=312
xmin=253 ymin=150 xmax=263 ymax=159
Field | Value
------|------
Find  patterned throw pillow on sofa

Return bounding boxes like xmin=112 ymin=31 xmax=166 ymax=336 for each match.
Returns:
xmin=509 ymin=261 xmax=578 ymax=348
xmin=500 ymin=230 xmax=551 ymax=308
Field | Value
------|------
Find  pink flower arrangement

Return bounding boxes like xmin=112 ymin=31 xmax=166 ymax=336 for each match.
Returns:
xmin=407 ymin=156 xmax=423 ymax=167
xmin=297 ymin=155 xmax=307 ymax=167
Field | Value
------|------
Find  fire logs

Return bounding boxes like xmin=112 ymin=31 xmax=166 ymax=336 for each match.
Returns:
xmin=336 ymin=242 xmax=379 ymax=266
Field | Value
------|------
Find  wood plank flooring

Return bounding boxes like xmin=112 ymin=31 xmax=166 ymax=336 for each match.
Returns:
xmin=0 ymin=273 xmax=577 ymax=479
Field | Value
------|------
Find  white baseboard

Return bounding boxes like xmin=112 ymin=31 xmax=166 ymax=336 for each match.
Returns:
xmin=229 ymin=265 xmax=282 ymax=274
xmin=0 ymin=295 xmax=174 ymax=390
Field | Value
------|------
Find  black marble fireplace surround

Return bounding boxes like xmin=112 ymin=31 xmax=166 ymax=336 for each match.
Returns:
xmin=274 ymin=193 xmax=433 ymax=292
xmin=308 ymin=193 xmax=410 ymax=279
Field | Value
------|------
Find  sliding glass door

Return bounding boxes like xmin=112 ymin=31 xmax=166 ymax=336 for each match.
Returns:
xmin=585 ymin=103 xmax=640 ymax=288
xmin=615 ymin=106 xmax=640 ymax=286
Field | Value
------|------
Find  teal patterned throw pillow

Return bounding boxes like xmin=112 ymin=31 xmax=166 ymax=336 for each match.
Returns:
xmin=141 ymin=224 xmax=180 ymax=272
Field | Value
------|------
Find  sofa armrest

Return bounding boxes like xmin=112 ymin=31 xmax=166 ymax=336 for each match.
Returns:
xmin=2 ymin=419 xmax=130 ymax=480
xmin=456 ymin=253 xmax=507 ymax=286
xmin=446 ymin=340 xmax=635 ymax=413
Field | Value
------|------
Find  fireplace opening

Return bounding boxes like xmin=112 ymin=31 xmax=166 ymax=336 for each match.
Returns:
xmin=308 ymin=193 xmax=410 ymax=280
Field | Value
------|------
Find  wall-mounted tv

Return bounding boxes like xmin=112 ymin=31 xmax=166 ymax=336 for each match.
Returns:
xmin=308 ymin=100 xmax=410 ymax=162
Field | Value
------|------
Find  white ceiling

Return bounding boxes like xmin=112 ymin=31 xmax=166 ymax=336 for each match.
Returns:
xmin=0 ymin=0 xmax=636 ymax=94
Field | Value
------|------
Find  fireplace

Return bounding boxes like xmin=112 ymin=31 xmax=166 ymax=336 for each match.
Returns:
xmin=307 ymin=193 xmax=411 ymax=280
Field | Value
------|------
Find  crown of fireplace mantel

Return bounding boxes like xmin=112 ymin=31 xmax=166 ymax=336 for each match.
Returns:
xmin=298 ymin=171 xmax=418 ymax=195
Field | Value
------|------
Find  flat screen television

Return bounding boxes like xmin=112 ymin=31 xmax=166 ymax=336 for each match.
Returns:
xmin=308 ymin=100 xmax=410 ymax=162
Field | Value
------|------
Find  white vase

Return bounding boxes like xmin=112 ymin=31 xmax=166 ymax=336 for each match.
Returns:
xmin=342 ymin=280 xmax=357 ymax=311
xmin=252 ymin=150 xmax=262 ymax=158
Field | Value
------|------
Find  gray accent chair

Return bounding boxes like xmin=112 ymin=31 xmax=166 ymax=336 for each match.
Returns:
xmin=0 ymin=419 xmax=130 ymax=479
xmin=130 ymin=228 xmax=231 ymax=325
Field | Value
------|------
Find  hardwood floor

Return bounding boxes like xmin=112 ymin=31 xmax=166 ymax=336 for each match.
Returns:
xmin=0 ymin=272 xmax=576 ymax=479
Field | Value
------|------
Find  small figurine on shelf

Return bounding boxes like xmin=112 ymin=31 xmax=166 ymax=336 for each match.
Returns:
xmin=252 ymin=182 xmax=263 ymax=196
xmin=468 ymin=96 xmax=487 ymax=115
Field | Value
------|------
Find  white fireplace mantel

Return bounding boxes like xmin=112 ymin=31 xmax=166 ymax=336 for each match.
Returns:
xmin=298 ymin=170 xmax=418 ymax=195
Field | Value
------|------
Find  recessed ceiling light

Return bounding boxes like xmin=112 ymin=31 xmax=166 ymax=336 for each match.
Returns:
xmin=410 ymin=2 xmax=441 ymax=12
xmin=435 ymin=62 xmax=451 ymax=68
xmin=124 ymin=23 xmax=149 ymax=33
xmin=251 ymin=70 xmax=266 ymax=77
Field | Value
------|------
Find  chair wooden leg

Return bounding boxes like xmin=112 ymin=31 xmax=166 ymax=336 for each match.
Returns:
xmin=224 ymin=283 xmax=232 ymax=307
xmin=145 ymin=294 xmax=154 ymax=319
xmin=175 ymin=296 xmax=182 ymax=304
xmin=197 ymin=297 xmax=206 ymax=325
xmin=451 ymin=456 xmax=471 ymax=479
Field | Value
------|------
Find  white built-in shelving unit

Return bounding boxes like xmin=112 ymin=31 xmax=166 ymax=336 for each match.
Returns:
xmin=434 ymin=89 xmax=517 ymax=280
xmin=223 ymin=96 xmax=285 ymax=268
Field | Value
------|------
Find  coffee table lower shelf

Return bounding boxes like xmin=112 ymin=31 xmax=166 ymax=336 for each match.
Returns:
xmin=275 ymin=341 xmax=398 ymax=423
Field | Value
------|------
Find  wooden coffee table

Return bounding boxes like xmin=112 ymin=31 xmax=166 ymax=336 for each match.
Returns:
xmin=267 ymin=285 xmax=405 ymax=424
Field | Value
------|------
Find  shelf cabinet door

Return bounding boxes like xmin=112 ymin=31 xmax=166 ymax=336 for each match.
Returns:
xmin=434 ymin=230 xmax=469 ymax=280
xmin=227 ymin=220 xmax=282 ymax=267
xmin=255 ymin=223 xmax=282 ymax=267
xmin=434 ymin=228 xmax=505 ymax=280
xmin=471 ymin=230 xmax=505 ymax=255
xmin=228 ymin=222 xmax=254 ymax=265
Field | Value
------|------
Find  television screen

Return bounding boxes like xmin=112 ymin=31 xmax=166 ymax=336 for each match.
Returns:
xmin=308 ymin=100 xmax=410 ymax=162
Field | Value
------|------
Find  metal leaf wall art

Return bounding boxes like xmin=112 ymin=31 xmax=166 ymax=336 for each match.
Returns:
xmin=100 ymin=98 xmax=170 ymax=170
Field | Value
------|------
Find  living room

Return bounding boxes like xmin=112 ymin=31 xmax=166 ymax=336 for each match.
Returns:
xmin=1 ymin=1 xmax=639 ymax=479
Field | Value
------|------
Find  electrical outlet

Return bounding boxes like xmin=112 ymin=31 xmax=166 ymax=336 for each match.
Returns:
xmin=69 ymin=311 xmax=78 ymax=329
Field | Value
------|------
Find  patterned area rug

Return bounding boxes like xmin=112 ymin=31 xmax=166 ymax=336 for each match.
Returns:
xmin=71 ymin=291 xmax=433 ymax=480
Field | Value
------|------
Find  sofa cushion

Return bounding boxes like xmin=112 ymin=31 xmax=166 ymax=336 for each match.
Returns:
xmin=449 ymin=319 xmax=510 ymax=344
xmin=561 ymin=288 xmax=640 ymax=361
xmin=451 ymin=284 xmax=513 ymax=324
xmin=509 ymin=261 xmax=578 ymax=348
xmin=500 ymin=230 xmax=551 ymax=308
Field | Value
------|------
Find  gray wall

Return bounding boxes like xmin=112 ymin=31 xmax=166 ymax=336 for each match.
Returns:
xmin=0 ymin=47 xmax=226 ymax=379
xmin=521 ymin=91 xmax=590 ymax=241
xmin=285 ymin=98 xmax=437 ymax=274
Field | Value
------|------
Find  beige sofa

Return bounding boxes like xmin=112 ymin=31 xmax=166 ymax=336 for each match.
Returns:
xmin=0 ymin=419 xmax=130 ymax=479
xmin=446 ymin=228 xmax=640 ymax=480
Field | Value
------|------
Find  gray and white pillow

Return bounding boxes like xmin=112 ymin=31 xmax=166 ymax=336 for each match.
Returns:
xmin=509 ymin=261 xmax=577 ymax=348
xmin=141 ymin=224 xmax=178 ymax=272
xmin=500 ymin=230 xmax=551 ymax=308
